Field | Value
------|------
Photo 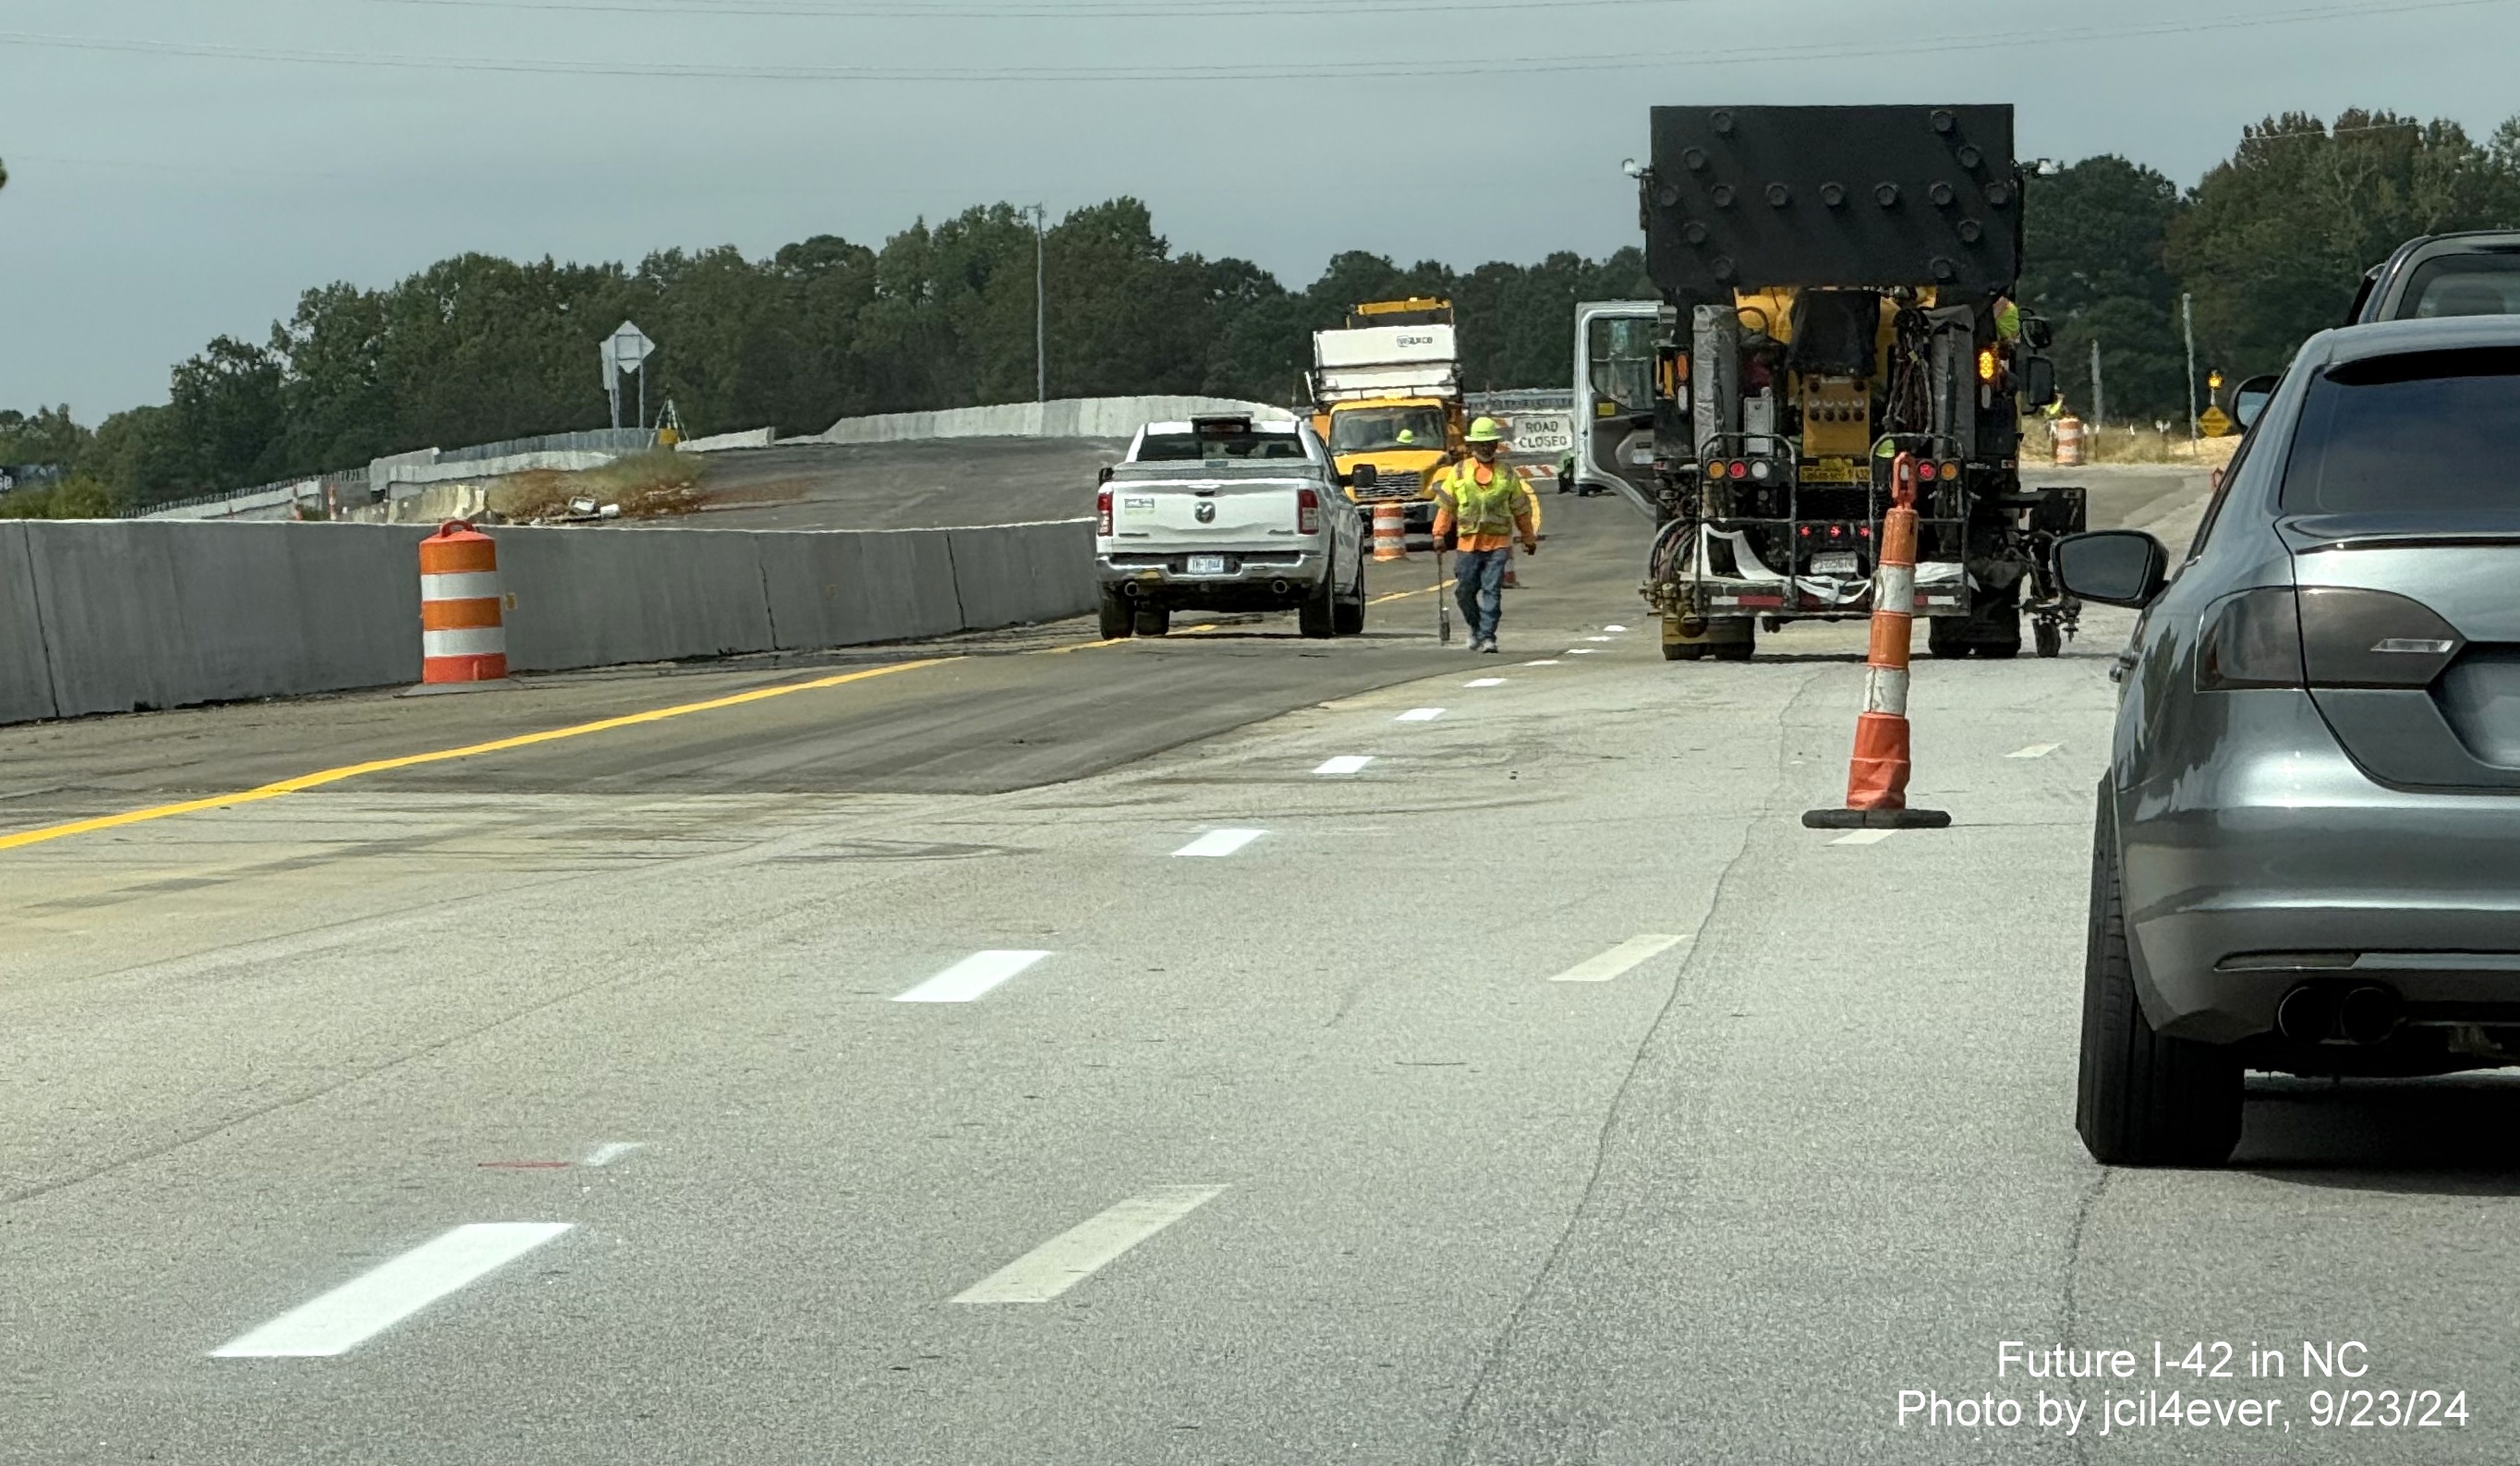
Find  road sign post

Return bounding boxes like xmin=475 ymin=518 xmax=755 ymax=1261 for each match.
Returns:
xmin=601 ymin=321 xmax=657 ymax=431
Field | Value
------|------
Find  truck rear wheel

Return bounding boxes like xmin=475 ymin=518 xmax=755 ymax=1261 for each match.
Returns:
xmin=1332 ymin=559 xmax=1367 ymax=636
xmin=1133 ymin=606 xmax=1170 ymax=637
xmin=1098 ymin=591 xmax=1134 ymax=640
xmin=1709 ymin=618 xmax=1756 ymax=662
xmin=1298 ymin=573 xmax=1337 ymax=639
xmin=2076 ymin=782 xmax=2244 ymax=1166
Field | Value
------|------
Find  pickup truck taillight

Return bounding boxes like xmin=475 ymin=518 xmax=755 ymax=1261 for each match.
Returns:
xmin=1096 ymin=488 xmax=1113 ymax=537
xmin=1297 ymin=487 xmax=1320 ymax=536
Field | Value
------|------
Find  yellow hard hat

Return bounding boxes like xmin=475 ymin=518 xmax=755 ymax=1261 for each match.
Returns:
xmin=1467 ymin=417 xmax=1507 ymax=443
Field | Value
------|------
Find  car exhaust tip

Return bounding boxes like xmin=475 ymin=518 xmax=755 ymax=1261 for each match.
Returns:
xmin=1122 ymin=582 xmax=1143 ymax=598
xmin=2338 ymin=984 xmax=2401 ymax=1045
xmin=1270 ymin=579 xmax=1290 ymax=596
xmin=2275 ymin=985 xmax=2336 ymax=1042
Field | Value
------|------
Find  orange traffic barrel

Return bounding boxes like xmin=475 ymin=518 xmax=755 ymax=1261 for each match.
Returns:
xmin=1372 ymin=502 xmax=1410 ymax=562
xmin=2053 ymin=416 xmax=2085 ymax=466
xmin=418 ymin=520 xmax=507 ymax=684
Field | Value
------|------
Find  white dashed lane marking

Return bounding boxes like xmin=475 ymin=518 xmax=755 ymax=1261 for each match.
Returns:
xmin=1565 ymin=648 xmax=1598 ymax=655
xmin=1523 ymin=660 xmax=1561 ymax=667
xmin=1314 ymin=756 xmax=1375 ymax=775
xmin=582 ymin=1142 xmax=645 ymax=1169
xmin=1832 ymin=830 xmax=1897 ymax=846
xmin=953 ymin=1187 xmax=1226 ymax=1304
xmin=1397 ymin=708 xmax=1446 ymax=722
xmin=211 ymin=1223 xmax=572 ymax=1359
xmin=1583 ymin=636 xmax=1615 ymax=642
xmin=1548 ymin=934 xmax=1690 ymax=984
xmin=1173 ymin=829 xmax=1265 ymax=858
xmin=1604 ymin=624 xmax=1629 ymax=632
xmin=2007 ymin=743 xmax=2062 ymax=759
xmin=894 ymin=951 xmax=1052 ymax=1003
xmin=1465 ymin=678 xmax=1506 ymax=688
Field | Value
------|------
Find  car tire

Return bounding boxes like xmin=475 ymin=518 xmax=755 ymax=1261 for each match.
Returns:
xmin=1133 ymin=606 xmax=1170 ymax=637
xmin=1098 ymin=591 xmax=1133 ymax=640
xmin=1662 ymin=638 xmax=1707 ymax=661
xmin=1927 ymin=614 xmax=1970 ymax=659
xmin=1333 ymin=558 xmax=1367 ymax=636
xmin=2036 ymin=620 xmax=2064 ymax=659
xmin=1298 ymin=573 xmax=1337 ymax=639
xmin=2076 ymin=782 xmax=2244 ymax=1167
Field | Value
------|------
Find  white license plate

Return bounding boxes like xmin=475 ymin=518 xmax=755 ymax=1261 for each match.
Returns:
xmin=1811 ymin=551 xmax=1860 ymax=576
xmin=1186 ymin=554 xmax=1228 ymax=576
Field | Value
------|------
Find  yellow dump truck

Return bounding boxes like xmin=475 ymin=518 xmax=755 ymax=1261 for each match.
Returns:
xmin=1307 ymin=298 xmax=1464 ymax=541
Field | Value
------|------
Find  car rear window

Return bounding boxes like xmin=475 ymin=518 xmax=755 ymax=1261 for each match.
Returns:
xmin=2396 ymin=254 xmax=2520 ymax=320
xmin=1135 ymin=431 xmax=1308 ymax=462
xmin=2282 ymin=346 xmax=2520 ymax=513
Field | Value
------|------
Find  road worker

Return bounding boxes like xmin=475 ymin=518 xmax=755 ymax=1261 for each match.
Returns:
xmin=1433 ymin=417 xmax=1540 ymax=653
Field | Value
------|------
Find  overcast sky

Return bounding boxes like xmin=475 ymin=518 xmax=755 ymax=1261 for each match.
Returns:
xmin=5 ymin=0 xmax=2519 ymax=418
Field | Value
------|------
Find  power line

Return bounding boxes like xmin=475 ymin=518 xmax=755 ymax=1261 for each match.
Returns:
xmin=356 ymin=0 xmax=1718 ymax=19
xmin=5 ymin=0 xmax=2514 ymax=84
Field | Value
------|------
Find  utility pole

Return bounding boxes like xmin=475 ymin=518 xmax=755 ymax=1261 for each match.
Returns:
xmin=2090 ymin=339 xmax=2106 ymax=438
xmin=2183 ymin=293 xmax=2199 ymax=444
xmin=1030 ymin=203 xmax=1048 ymax=404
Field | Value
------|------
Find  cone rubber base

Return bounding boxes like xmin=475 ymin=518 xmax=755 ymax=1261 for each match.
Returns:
xmin=1801 ymin=807 xmax=1953 ymax=830
xmin=398 ymin=678 xmax=517 ymax=698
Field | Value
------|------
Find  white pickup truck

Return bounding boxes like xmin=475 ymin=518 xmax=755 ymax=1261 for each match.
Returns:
xmin=1094 ymin=415 xmax=1369 ymax=639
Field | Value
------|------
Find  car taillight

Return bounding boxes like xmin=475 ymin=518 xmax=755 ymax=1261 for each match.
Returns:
xmin=2197 ymin=587 xmax=2465 ymax=692
xmin=1096 ymin=488 xmax=1112 ymax=536
xmin=1297 ymin=487 xmax=1320 ymax=535
xmin=1727 ymin=460 xmax=1749 ymax=480
xmin=1917 ymin=462 xmax=1938 ymax=482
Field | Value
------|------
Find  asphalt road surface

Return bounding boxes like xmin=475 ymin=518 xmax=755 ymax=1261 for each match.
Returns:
xmin=10 ymin=466 xmax=2513 ymax=1464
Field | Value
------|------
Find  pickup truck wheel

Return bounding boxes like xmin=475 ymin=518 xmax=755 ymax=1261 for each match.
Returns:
xmin=1332 ymin=559 xmax=1367 ymax=636
xmin=1927 ymin=614 xmax=1969 ymax=659
xmin=2076 ymin=781 xmax=2244 ymax=1167
xmin=1098 ymin=591 xmax=1133 ymax=640
xmin=1298 ymin=572 xmax=1337 ymax=639
xmin=1133 ymin=606 xmax=1170 ymax=637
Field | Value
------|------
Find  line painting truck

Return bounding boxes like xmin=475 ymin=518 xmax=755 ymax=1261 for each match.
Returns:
xmin=1628 ymin=104 xmax=2085 ymax=661
xmin=1307 ymin=298 xmax=1465 ymax=544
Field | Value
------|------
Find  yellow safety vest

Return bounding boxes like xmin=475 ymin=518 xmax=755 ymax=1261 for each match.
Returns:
xmin=1441 ymin=461 xmax=1527 ymax=538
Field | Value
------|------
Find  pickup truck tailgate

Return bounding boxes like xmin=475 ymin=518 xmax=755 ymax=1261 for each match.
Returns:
xmin=1109 ymin=479 xmax=1309 ymax=551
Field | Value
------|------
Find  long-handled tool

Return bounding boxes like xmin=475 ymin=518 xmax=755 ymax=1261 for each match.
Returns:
xmin=1436 ymin=546 xmax=1452 ymax=646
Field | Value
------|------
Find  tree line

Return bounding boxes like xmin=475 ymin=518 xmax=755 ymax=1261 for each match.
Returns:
xmin=2022 ymin=109 xmax=2520 ymax=426
xmin=7 ymin=107 xmax=2520 ymax=515
xmin=1 ymin=199 xmax=1648 ymax=515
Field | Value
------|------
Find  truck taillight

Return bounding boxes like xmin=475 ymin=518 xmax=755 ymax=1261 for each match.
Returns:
xmin=1097 ymin=488 xmax=1112 ymax=536
xmin=1297 ymin=487 xmax=1321 ymax=535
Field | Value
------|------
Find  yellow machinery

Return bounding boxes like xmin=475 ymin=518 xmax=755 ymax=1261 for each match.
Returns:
xmin=1307 ymin=298 xmax=1464 ymax=539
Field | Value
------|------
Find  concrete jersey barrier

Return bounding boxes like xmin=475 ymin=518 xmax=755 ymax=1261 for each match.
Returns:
xmin=0 ymin=516 xmax=1097 ymax=724
xmin=822 ymin=395 xmax=1296 ymax=445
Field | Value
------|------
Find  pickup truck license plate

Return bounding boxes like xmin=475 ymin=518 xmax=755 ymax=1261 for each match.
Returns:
xmin=1811 ymin=551 xmax=1860 ymax=576
xmin=1186 ymin=554 xmax=1228 ymax=576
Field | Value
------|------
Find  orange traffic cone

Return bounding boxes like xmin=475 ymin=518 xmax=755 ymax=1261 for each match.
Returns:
xmin=1803 ymin=453 xmax=1951 ymax=831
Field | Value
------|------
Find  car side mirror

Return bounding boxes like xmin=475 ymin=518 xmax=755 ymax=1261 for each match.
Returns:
xmin=2231 ymin=375 xmax=2279 ymax=432
xmin=2055 ymin=530 xmax=2170 ymax=608
xmin=2021 ymin=316 xmax=2055 ymax=351
xmin=2019 ymin=355 xmax=2058 ymax=410
xmin=1347 ymin=463 xmax=1378 ymax=491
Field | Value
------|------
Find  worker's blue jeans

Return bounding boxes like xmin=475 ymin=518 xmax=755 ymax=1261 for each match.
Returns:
xmin=1454 ymin=547 xmax=1510 ymax=645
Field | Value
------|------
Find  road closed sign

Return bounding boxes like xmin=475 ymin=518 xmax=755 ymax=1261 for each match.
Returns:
xmin=1507 ymin=411 xmax=1575 ymax=456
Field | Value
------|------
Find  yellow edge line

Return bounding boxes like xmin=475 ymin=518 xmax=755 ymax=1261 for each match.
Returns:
xmin=1370 ymin=578 xmax=1455 ymax=606
xmin=0 ymin=656 xmax=958 ymax=853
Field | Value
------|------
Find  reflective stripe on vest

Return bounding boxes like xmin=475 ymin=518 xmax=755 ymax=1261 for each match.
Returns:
xmin=1444 ymin=463 xmax=1521 ymax=537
